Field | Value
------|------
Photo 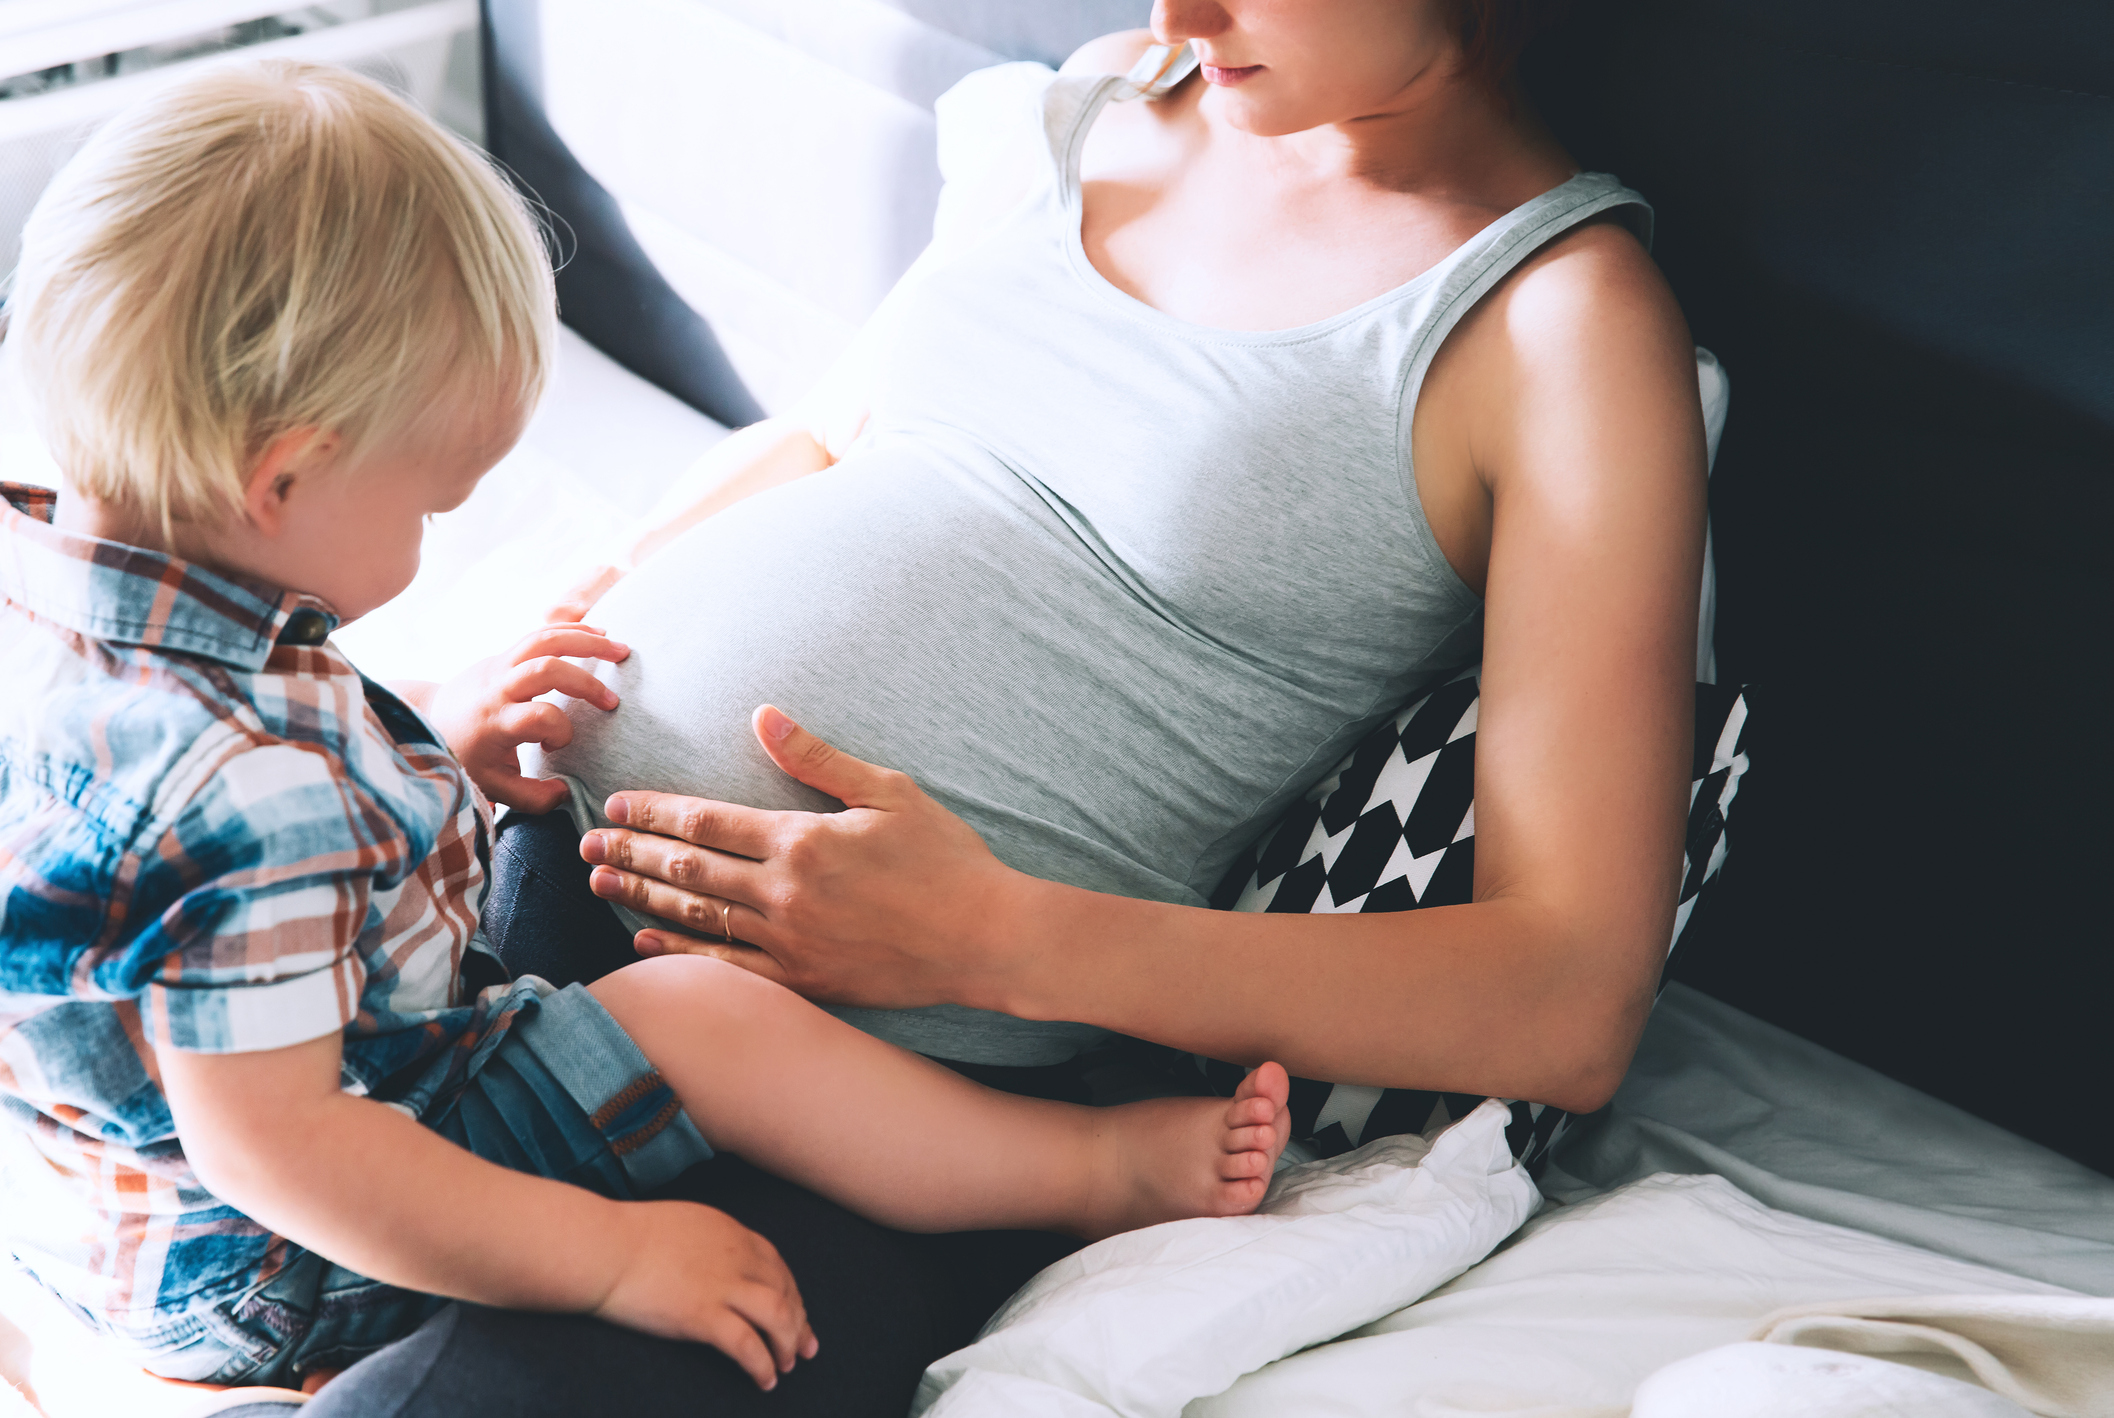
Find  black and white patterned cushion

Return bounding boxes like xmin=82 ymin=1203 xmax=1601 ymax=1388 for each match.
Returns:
xmin=1197 ymin=671 xmax=1751 ymax=1173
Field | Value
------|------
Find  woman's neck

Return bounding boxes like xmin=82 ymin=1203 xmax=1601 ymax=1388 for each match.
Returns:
xmin=1199 ymin=67 xmax=1569 ymax=207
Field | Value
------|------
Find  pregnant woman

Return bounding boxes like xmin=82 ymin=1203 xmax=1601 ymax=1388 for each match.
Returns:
xmin=322 ymin=1 xmax=1706 ymax=1413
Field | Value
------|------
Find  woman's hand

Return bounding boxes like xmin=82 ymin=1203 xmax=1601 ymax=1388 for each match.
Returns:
xmin=543 ymin=559 xmax=633 ymax=625
xmin=426 ymin=624 xmax=629 ymax=812
xmin=578 ymin=706 xmax=1023 ymax=1010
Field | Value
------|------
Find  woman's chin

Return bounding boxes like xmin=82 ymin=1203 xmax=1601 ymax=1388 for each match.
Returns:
xmin=1200 ymin=85 xmax=1331 ymax=139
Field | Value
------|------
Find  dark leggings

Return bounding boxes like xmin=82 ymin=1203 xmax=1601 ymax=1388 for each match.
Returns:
xmin=306 ymin=811 xmax=1082 ymax=1418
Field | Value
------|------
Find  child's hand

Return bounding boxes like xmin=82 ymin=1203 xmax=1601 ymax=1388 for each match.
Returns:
xmin=595 ymin=1200 xmax=817 ymax=1390
xmin=426 ymin=624 xmax=629 ymax=812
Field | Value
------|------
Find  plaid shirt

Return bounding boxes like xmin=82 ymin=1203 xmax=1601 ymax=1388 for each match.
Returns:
xmin=0 ymin=482 xmax=530 ymax=1335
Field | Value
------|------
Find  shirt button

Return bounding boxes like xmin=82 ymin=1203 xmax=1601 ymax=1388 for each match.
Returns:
xmin=278 ymin=609 xmax=331 ymax=645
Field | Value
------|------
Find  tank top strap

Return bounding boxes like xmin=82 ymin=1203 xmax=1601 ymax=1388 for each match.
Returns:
xmin=1389 ymin=172 xmax=1655 ymax=454
xmin=1042 ymin=72 xmax=1128 ymax=201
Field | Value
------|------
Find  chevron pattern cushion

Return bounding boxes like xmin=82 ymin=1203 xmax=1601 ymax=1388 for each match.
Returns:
xmin=1199 ymin=673 xmax=1751 ymax=1172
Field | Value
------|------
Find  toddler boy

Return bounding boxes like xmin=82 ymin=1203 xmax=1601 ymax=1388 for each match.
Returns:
xmin=0 ymin=60 xmax=1287 ymax=1390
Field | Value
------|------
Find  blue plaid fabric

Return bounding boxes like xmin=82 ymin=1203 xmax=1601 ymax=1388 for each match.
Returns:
xmin=0 ymin=483 xmax=541 ymax=1349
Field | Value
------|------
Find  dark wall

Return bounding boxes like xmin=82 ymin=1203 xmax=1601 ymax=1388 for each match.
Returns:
xmin=1523 ymin=0 xmax=2114 ymax=1173
xmin=486 ymin=0 xmax=2113 ymax=1171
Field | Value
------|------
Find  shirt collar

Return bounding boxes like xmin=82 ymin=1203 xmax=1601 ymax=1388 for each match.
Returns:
xmin=0 ymin=484 xmax=340 ymax=671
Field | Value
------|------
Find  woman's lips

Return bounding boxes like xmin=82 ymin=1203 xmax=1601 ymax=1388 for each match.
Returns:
xmin=1201 ymin=63 xmax=1263 ymax=86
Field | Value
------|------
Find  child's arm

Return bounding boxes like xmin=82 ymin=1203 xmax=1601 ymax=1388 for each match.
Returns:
xmin=155 ymin=1032 xmax=816 ymax=1390
xmin=391 ymin=624 xmax=631 ymax=812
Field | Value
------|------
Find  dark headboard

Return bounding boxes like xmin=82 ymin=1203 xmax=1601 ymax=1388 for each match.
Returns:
xmin=1522 ymin=0 xmax=2114 ymax=1172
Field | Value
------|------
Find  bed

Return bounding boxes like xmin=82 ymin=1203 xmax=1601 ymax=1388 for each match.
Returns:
xmin=4 ymin=0 xmax=2108 ymax=1413
xmin=7 ymin=320 xmax=2108 ymax=1415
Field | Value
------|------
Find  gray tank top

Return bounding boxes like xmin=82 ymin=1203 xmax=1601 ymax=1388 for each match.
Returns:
xmin=538 ymin=70 xmax=1651 ymax=1064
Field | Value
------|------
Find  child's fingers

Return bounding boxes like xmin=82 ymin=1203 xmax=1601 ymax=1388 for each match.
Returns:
xmin=727 ymin=1279 xmax=809 ymax=1375
xmin=505 ymin=658 xmax=619 ymax=709
xmin=481 ymin=771 xmax=571 ymax=814
xmin=510 ymin=625 xmax=629 ymax=667
xmin=696 ymin=1308 xmax=782 ymax=1391
xmin=492 ymin=701 xmax=576 ymax=752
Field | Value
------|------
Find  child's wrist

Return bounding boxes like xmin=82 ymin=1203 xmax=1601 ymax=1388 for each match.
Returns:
xmin=522 ymin=1191 xmax=636 ymax=1316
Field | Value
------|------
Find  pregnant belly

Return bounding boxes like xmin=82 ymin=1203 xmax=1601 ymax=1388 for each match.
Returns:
xmin=545 ymin=447 xmax=1289 ymax=902
xmin=533 ymin=443 xmax=1382 ymax=1063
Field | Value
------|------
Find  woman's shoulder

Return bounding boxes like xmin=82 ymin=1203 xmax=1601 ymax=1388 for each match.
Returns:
xmin=1424 ymin=209 xmax=1700 ymax=491
xmin=1059 ymin=29 xmax=1158 ymax=77
xmin=1480 ymin=215 xmax=1695 ymax=409
xmin=1497 ymin=215 xmax=1681 ymax=342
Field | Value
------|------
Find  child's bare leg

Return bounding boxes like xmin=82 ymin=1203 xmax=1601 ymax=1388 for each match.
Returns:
xmin=589 ymin=955 xmax=1290 ymax=1238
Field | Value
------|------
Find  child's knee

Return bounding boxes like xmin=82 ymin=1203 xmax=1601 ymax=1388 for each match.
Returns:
xmin=590 ymin=953 xmax=783 ymax=1033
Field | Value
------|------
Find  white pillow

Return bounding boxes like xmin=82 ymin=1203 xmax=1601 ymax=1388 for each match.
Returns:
xmin=914 ymin=1098 xmax=1539 ymax=1418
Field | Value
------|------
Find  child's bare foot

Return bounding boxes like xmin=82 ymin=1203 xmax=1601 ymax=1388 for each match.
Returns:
xmin=1075 ymin=1062 xmax=1293 ymax=1240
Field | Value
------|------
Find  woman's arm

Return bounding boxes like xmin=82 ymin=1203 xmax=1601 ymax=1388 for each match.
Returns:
xmin=543 ymin=416 xmax=839 ymax=622
xmin=546 ymin=103 xmax=1048 ymax=624
xmin=576 ymin=229 xmax=1702 ymax=1116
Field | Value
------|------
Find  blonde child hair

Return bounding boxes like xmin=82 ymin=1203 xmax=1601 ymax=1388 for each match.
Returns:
xmin=2 ymin=59 xmax=556 ymax=533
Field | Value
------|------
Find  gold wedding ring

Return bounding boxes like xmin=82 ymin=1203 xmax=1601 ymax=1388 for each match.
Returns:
xmin=720 ymin=898 xmax=733 ymax=943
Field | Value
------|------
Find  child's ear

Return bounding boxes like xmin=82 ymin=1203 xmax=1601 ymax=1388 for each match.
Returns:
xmin=242 ymin=428 xmax=339 ymax=536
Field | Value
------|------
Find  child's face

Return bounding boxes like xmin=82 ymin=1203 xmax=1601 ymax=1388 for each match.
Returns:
xmin=230 ymin=396 xmax=528 ymax=623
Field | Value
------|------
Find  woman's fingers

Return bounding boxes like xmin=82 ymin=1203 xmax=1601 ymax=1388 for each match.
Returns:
xmin=585 ymin=849 xmax=765 ymax=927
xmin=633 ymin=929 xmax=795 ymax=986
xmin=751 ymin=705 xmax=912 ymax=809
xmin=602 ymin=792 xmax=778 ymax=858
xmin=542 ymin=564 xmax=628 ymax=626
xmin=580 ymin=826 xmax=768 ymax=897
xmin=504 ymin=655 xmax=618 ymax=709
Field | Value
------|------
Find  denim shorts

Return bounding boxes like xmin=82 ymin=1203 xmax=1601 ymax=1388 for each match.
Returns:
xmin=133 ymin=978 xmax=713 ymax=1387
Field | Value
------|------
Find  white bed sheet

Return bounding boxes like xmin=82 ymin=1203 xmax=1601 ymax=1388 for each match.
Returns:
xmin=1548 ymin=984 xmax=2114 ymax=1296
xmin=1176 ymin=985 xmax=2114 ymax=1417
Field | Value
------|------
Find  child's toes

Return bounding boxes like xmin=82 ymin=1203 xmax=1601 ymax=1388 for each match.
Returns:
xmin=1234 ymin=1061 xmax=1291 ymax=1112
xmin=1223 ymin=1122 xmax=1280 ymax=1155
xmin=1219 ymin=1148 xmax=1272 ymax=1180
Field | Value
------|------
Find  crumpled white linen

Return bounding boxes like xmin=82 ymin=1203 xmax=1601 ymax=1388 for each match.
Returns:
xmin=1745 ymin=1294 xmax=2114 ymax=1417
xmin=1631 ymin=1341 xmax=2034 ymax=1417
xmin=1188 ymin=1171 xmax=2079 ymax=1417
xmin=915 ymin=1097 xmax=1539 ymax=1418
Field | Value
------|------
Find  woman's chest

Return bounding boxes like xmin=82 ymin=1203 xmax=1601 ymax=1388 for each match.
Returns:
xmin=873 ymin=225 xmax=1474 ymax=672
xmin=1075 ymin=136 xmax=1493 ymax=332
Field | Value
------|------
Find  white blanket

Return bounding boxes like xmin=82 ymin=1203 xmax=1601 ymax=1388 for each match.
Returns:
xmin=922 ymin=1116 xmax=2112 ymax=1418
xmin=917 ymin=1099 xmax=1539 ymax=1418
xmin=1191 ymin=1172 xmax=2077 ymax=1417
